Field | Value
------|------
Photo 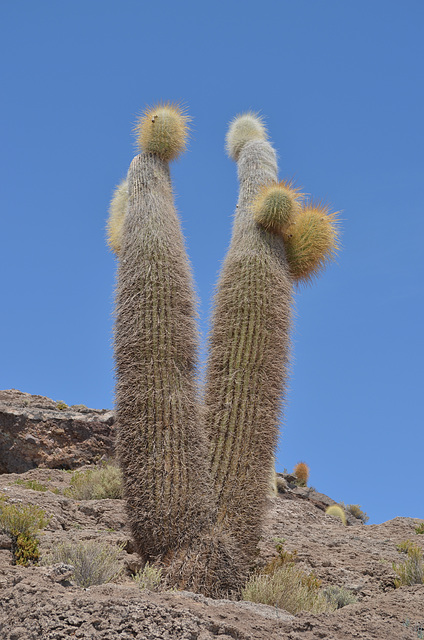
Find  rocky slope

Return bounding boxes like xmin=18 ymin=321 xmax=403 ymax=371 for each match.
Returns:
xmin=0 ymin=392 xmax=423 ymax=639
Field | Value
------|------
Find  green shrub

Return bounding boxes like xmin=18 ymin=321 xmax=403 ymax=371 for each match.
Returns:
xmin=43 ymin=541 xmax=124 ymax=587
xmin=64 ymin=462 xmax=123 ymax=500
xmin=56 ymin=401 xmax=68 ymax=411
xmin=323 ymin=585 xmax=357 ymax=608
xmin=0 ymin=499 xmax=49 ymax=565
xmin=346 ymin=504 xmax=369 ymax=524
xmin=415 ymin=522 xmax=424 ymax=535
xmin=393 ymin=544 xmax=424 ymax=587
xmin=133 ymin=562 xmax=162 ymax=591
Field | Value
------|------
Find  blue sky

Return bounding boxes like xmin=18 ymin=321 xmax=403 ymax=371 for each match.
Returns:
xmin=1 ymin=1 xmax=423 ymax=525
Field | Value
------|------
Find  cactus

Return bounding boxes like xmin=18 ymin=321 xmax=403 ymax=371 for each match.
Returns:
xmin=115 ymin=104 xmax=213 ymax=559
xmin=252 ymin=180 xmax=303 ymax=234
xmin=325 ymin=505 xmax=347 ymax=525
xmin=114 ymin=104 xmax=246 ymax=596
xmin=293 ymin=461 xmax=309 ymax=486
xmin=111 ymin=104 xmax=340 ymax=592
xmin=106 ymin=179 xmax=128 ymax=256
xmin=282 ymin=202 xmax=339 ymax=284
xmin=204 ymin=114 xmax=293 ymax=557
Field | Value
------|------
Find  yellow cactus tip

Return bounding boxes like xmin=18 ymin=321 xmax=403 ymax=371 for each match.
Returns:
xmin=253 ymin=180 xmax=304 ymax=234
xmin=226 ymin=112 xmax=268 ymax=161
xmin=106 ymin=179 xmax=128 ymax=256
xmin=135 ymin=102 xmax=191 ymax=162
xmin=283 ymin=202 xmax=341 ymax=285
xmin=325 ymin=505 xmax=347 ymax=526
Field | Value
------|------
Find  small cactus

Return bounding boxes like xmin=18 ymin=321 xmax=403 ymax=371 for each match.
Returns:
xmin=325 ymin=505 xmax=346 ymax=526
xmin=293 ymin=461 xmax=309 ymax=487
xmin=252 ymin=180 xmax=303 ymax=234
xmin=283 ymin=202 xmax=340 ymax=284
xmin=106 ymin=179 xmax=128 ymax=256
xmin=135 ymin=102 xmax=190 ymax=161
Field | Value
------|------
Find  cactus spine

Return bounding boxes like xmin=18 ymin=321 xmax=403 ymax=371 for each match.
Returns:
xmin=204 ymin=116 xmax=293 ymax=558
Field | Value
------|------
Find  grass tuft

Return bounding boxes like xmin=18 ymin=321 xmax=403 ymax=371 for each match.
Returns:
xmin=323 ymin=584 xmax=357 ymax=608
xmin=64 ymin=462 xmax=123 ymax=500
xmin=133 ymin=562 xmax=163 ymax=591
xmin=43 ymin=541 xmax=124 ymax=588
xmin=393 ymin=543 xmax=424 ymax=587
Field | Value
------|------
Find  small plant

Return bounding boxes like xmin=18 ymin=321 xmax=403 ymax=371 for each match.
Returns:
xmin=345 ymin=504 xmax=369 ymax=523
xmin=393 ymin=544 xmax=424 ymax=587
xmin=14 ymin=478 xmax=59 ymax=494
xmin=64 ymin=462 xmax=123 ymax=500
xmin=323 ymin=585 xmax=357 ymax=608
xmin=43 ymin=541 xmax=124 ymax=588
xmin=415 ymin=522 xmax=424 ymax=535
xmin=242 ymin=563 xmax=335 ymax=614
xmin=56 ymin=401 xmax=68 ymax=411
xmin=133 ymin=562 xmax=162 ymax=591
xmin=0 ymin=499 xmax=49 ymax=565
xmin=263 ymin=538 xmax=298 ymax=574
xmin=293 ymin=462 xmax=309 ymax=487
xmin=325 ymin=505 xmax=346 ymax=526
xmin=242 ymin=537 xmax=333 ymax=614
xmin=397 ymin=539 xmax=418 ymax=554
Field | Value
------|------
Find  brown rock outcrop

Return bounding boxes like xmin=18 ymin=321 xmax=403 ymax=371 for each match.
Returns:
xmin=0 ymin=390 xmax=115 ymax=473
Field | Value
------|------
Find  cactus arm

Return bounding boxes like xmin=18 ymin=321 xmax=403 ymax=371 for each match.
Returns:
xmin=115 ymin=151 xmax=213 ymax=558
xmin=205 ymin=127 xmax=293 ymax=558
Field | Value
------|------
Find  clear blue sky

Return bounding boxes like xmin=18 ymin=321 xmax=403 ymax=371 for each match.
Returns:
xmin=1 ymin=1 xmax=423 ymax=525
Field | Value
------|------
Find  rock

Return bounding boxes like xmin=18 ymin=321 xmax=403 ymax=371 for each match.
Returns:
xmin=0 ymin=390 xmax=116 ymax=473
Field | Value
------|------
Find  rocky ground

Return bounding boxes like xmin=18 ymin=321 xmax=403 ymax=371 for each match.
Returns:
xmin=0 ymin=391 xmax=423 ymax=639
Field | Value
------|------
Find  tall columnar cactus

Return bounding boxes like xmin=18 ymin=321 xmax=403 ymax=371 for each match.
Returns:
xmin=109 ymin=105 xmax=339 ymax=592
xmin=114 ymin=103 xmax=214 ymax=557
xmin=112 ymin=103 xmax=246 ymax=597
xmin=204 ymin=114 xmax=294 ymax=557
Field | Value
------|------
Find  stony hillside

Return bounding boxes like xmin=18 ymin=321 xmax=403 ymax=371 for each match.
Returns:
xmin=0 ymin=391 xmax=423 ymax=639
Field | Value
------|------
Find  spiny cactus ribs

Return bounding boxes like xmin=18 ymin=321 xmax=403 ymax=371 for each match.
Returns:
xmin=108 ymin=104 xmax=339 ymax=596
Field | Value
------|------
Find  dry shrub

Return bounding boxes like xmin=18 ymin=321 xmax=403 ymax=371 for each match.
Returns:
xmin=242 ymin=563 xmax=336 ymax=614
xmin=64 ymin=462 xmax=123 ymax=500
xmin=133 ymin=562 xmax=162 ymax=591
xmin=346 ymin=504 xmax=369 ymax=523
xmin=43 ymin=541 xmax=124 ymax=588
xmin=242 ymin=537 xmax=335 ymax=614
xmin=393 ymin=544 xmax=424 ymax=587
xmin=323 ymin=585 xmax=357 ymax=608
